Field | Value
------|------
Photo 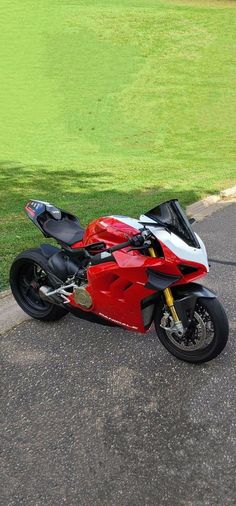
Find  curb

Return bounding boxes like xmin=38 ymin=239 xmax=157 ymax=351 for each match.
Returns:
xmin=1 ymin=185 xmax=236 ymax=335
xmin=220 ymin=185 xmax=236 ymax=199
xmin=0 ymin=289 xmax=11 ymax=300
xmin=0 ymin=291 xmax=30 ymax=336
xmin=186 ymin=185 xmax=236 ymax=222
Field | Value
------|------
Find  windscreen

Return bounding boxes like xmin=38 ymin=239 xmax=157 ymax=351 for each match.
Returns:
xmin=143 ymin=199 xmax=200 ymax=248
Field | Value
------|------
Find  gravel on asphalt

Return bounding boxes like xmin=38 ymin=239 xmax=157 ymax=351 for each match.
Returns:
xmin=1 ymin=203 xmax=236 ymax=505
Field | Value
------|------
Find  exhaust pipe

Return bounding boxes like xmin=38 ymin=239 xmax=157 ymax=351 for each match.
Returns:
xmin=38 ymin=285 xmax=59 ymax=303
xmin=38 ymin=283 xmax=77 ymax=305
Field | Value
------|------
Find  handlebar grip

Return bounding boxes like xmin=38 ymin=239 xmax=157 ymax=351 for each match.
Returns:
xmin=109 ymin=240 xmax=132 ymax=253
xmin=109 ymin=234 xmax=145 ymax=253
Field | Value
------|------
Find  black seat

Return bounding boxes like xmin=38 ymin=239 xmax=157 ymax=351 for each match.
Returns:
xmin=43 ymin=217 xmax=84 ymax=246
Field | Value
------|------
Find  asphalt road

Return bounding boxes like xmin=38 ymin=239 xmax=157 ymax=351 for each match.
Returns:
xmin=1 ymin=204 xmax=236 ymax=506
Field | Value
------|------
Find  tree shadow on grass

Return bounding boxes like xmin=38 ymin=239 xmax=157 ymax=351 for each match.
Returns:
xmin=0 ymin=159 xmax=213 ymax=219
xmin=0 ymin=159 xmax=212 ymax=289
xmin=0 ymin=161 xmax=112 ymax=217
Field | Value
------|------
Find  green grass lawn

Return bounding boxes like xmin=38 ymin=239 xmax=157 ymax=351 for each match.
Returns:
xmin=0 ymin=0 xmax=236 ymax=289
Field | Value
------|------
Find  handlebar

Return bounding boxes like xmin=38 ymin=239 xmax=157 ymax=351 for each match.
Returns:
xmin=108 ymin=240 xmax=132 ymax=253
xmin=109 ymin=232 xmax=151 ymax=252
xmin=89 ymin=232 xmax=152 ymax=266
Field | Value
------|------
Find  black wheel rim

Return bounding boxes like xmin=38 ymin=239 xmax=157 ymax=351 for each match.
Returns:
xmin=18 ymin=261 xmax=51 ymax=311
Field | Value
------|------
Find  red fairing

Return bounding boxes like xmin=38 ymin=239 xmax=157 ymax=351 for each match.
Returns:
xmin=71 ymin=216 xmax=139 ymax=249
xmin=67 ymin=216 xmax=208 ymax=332
xmin=158 ymin=239 xmax=208 ymax=284
xmin=67 ymin=252 xmax=163 ymax=331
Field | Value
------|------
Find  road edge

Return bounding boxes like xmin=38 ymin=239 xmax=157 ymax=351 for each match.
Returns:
xmin=186 ymin=185 xmax=236 ymax=222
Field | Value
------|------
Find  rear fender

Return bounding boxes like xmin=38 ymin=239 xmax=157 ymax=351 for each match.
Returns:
xmin=39 ymin=244 xmax=60 ymax=259
xmin=39 ymin=244 xmax=64 ymax=287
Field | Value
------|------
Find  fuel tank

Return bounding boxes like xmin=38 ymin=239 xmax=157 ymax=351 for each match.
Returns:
xmin=82 ymin=216 xmax=141 ymax=248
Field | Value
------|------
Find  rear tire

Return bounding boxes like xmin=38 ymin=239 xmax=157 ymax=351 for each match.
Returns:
xmin=10 ymin=248 xmax=68 ymax=321
xmin=154 ymin=297 xmax=229 ymax=363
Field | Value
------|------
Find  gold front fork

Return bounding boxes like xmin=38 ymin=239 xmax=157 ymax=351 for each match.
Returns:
xmin=148 ymin=247 xmax=180 ymax=323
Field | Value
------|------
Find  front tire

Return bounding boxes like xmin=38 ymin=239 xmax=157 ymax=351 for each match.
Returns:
xmin=154 ymin=297 xmax=229 ymax=363
xmin=10 ymin=249 xmax=68 ymax=321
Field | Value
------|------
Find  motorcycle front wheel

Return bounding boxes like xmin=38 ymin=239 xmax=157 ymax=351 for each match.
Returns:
xmin=154 ymin=297 xmax=229 ymax=363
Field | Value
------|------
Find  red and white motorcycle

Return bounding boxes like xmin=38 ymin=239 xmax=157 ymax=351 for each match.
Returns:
xmin=10 ymin=198 xmax=229 ymax=363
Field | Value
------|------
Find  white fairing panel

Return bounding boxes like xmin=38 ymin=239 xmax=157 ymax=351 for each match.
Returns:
xmin=139 ymin=214 xmax=208 ymax=270
xmin=111 ymin=215 xmax=209 ymax=271
xmin=149 ymin=227 xmax=209 ymax=271
xmin=111 ymin=215 xmax=143 ymax=231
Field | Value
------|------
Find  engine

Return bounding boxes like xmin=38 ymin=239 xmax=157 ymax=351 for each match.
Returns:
xmin=73 ymin=285 xmax=93 ymax=309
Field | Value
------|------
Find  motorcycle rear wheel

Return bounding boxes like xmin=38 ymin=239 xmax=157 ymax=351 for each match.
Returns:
xmin=154 ymin=297 xmax=229 ymax=363
xmin=10 ymin=249 xmax=68 ymax=321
